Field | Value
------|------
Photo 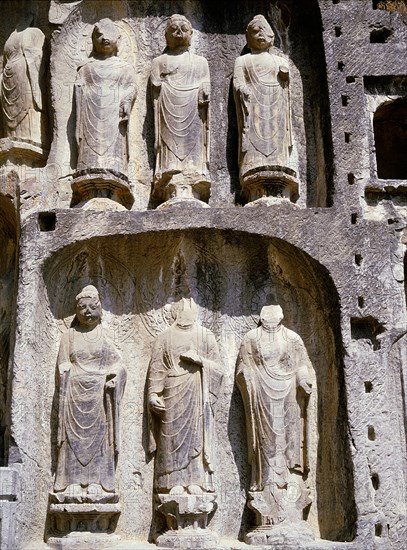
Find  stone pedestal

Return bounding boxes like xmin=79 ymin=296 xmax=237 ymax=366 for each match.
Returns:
xmin=154 ymin=172 xmax=210 ymax=209
xmin=241 ymin=165 xmax=299 ymax=205
xmin=71 ymin=170 xmax=134 ymax=210
xmin=47 ymin=502 xmax=121 ymax=550
xmin=156 ymin=493 xmax=218 ymax=548
xmin=0 ymin=138 xmax=48 ymax=166
xmin=0 ymin=468 xmax=18 ymax=550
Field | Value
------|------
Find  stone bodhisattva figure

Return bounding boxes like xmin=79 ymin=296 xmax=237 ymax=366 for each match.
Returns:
xmin=151 ymin=15 xmax=211 ymax=207
xmin=148 ymin=298 xmax=223 ymax=545
xmin=0 ymin=10 xmax=45 ymax=147
xmin=53 ymin=285 xmax=126 ymax=502
xmin=233 ymin=15 xmax=298 ymax=204
xmin=236 ymin=305 xmax=316 ymax=545
xmin=73 ymin=18 xmax=136 ymax=208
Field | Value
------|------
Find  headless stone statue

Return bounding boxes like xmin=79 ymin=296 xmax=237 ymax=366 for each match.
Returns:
xmin=236 ymin=305 xmax=316 ymax=544
xmin=148 ymin=298 xmax=223 ymax=546
xmin=234 ymin=16 xmax=298 ymax=204
xmin=75 ymin=19 xmax=136 ymax=177
xmin=0 ymin=11 xmax=45 ymax=145
xmin=53 ymin=285 xmax=126 ymax=502
xmin=151 ymin=15 xmax=211 ymax=206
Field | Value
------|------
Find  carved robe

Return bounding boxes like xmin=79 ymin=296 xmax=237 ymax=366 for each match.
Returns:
xmin=0 ymin=27 xmax=45 ymax=144
xmin=148 ymin=323 xmax=223 ymax=492
xmin=75 ymin=56 xmax=136 ymax=174
xmin=54 ymin=327 xmax=126 ymax=492
xmin=151 ymin=51 xmax=210 ymax=185
xmin=236 ymin=326 xmax=314 ymax=491
xmin=233 ymin=51 xmax=292 ymax=179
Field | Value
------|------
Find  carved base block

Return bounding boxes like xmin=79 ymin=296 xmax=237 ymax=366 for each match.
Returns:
xmin=0 ymin=137 xmax=48 ymax=165
xmin=245 ymin=520 xmax=315 ymax=546
xmin=156 ymin=492 xmax=218 ymax=547
xmin=47 ymin=502 xmax=121 ymax=550
xmin=156 ymin=527 xmax=218 ymax=549
xmin=71 ymin=170 xmax=134 ymax=210
xmin=241 ymin=165 xmax=299 ymax=204
xmin=154 ymin=171 xmax=211 ymax=206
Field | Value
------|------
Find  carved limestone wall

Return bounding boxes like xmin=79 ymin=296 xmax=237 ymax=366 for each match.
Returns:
xmin=1 ymin=0 xmax=407 ymax=549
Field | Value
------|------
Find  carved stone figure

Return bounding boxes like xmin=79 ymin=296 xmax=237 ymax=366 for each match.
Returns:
xmin=151 ymin=15 xmax=211 ymax=207
xmin=0 ymin=11 xmax=45 ymax=146
xmin=233 ymin=15 xmax=298 ymax=204
xmin=236 ymin=305 xmax=316 ymax=544
xmin=53 ymin=285 xmax=126 ymax=502
xmin=148 ymin=298 xmax=223 ymax=546
xmin=72 ymin=18 xmax=136 ymax=208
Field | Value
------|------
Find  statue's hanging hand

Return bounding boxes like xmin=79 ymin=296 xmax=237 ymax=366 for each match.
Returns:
xmin=149 ymin=393 xmax=165 ymax=416
xmin=298 ymin=378 xmax=313 ymax=395
xmin=180 ymin=350 xmax=204 ymax=367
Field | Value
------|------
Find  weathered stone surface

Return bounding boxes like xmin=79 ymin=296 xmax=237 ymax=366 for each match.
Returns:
xmin=0 ymin=1 xmax=406 ymax=549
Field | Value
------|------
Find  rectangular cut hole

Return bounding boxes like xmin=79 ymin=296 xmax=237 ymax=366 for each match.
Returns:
xmin=365 ymin=381 xmax=373 ymax=393
xmin=346 ymin=76 xmax=356 ymax=83
xmin=38 ymin=212 xmax=56 ymax=232
xmin=335 ymin=26 xmax=342 ymax=36
xmin=338 ymin=61 xmax=345 ymax=71
xmin=342 ymin=95 xmax=350 ymax=106
xmin=348 ymin=173 xmax=355 ymax=185
xmin=351 ymin=213 xmax=357 ymax=224
xmin=345 ymin=132 xmax=351 ymax=143
xmin=358 ymin=296 xmax=365 ymax=308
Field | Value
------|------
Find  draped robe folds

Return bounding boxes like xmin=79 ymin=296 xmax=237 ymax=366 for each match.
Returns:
xmin=236 ymin=326 xmax=314 ymax=491
xmin=151 ymin=51 xmax=210 ymax=185
xmin=233 ymin=52 xmax=292 ymax=179
xmin=148 ymin=323 xmax=223 ymax=492
xmin=54 ymin=327 xmax=126 ymax=492
xmin=75 ymin=56 xmax=136 ymax=174
xmin=0 ymin=27 xmax=45 ymax=144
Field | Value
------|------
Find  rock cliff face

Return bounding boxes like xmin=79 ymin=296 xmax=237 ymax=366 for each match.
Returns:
xmin=0 ymin=1 xmax=406 ymax=548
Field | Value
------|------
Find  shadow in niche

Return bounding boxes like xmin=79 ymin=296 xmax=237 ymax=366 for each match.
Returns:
xmin=0 ymin=196 xmax=18 ymax=466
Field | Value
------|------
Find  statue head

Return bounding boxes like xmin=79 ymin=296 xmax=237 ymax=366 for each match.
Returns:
xmin=75 ymin=285 xmax=102 ymax=328
xmin=165 ymin=14 xmax=193 ymax=51
xmin=92 ymin=18 xmax=120 ymax=57
xmin=173 ymin=297 xmax=198 ymax=328
xmin=246 ymin=15 xmax=274 ymax=51
xmin=260 ymin=305 xmax=283 ymax=330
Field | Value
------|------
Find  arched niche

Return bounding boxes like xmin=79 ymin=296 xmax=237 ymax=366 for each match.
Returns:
xmin=0 ymin=196 xmax=18 ymax=465
xmin=31 ymin=229 xmax=356 ymax=543
xmin=374 ymin=98 xmax=407 ymax=180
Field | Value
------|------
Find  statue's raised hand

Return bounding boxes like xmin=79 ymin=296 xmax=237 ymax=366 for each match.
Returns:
xmin=180 ymin=350 xmax=203 ymax=367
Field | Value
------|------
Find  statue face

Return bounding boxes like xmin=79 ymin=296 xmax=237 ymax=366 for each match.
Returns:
xmin=260 ymin=306 xmax=283 ymax=329
xmin=92 ymin=22 xmax=119 ymax=56
xmin=165 ymin=18 xmax=192 ymax=50
xmin=247 ymin=23 xmax=274 ymax=51
xmin=76 ymin=297 xmax=102 ymax=327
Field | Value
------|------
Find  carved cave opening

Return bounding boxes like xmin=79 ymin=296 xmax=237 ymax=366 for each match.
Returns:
xmin=29 ymin=229 xmax=358 ymax=546
xmin=374 ymin=98 xmax=407 ymax=180
xmin=0 ymin=196 xmax=17 ymax=466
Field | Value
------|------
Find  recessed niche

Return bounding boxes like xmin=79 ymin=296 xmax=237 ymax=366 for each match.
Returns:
xmin=370 ymin=26 xmax=393 ymax=43
xmin=351 ymin=317 xmax=385 ymax=350
xmin=38 ymin=212 xmax=56 ymax=232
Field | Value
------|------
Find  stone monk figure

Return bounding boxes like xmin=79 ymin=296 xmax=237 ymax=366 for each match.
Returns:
xmin=236 ymin=305 xmax=316 ymax=538
xmin=54 ymin=285 xmax=126 ymax=501
xmin=0 ymin=10 xmax=45 ymax=145
xmin=233 ymin=16 xmax=296 ymax=202
xmin=75 ymin=18 xmax=136 ymax=176
xmin=148 ymin=298 xmax=223 ymax=496
xmin=151 ymin=15 xmax=211 ymax=203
